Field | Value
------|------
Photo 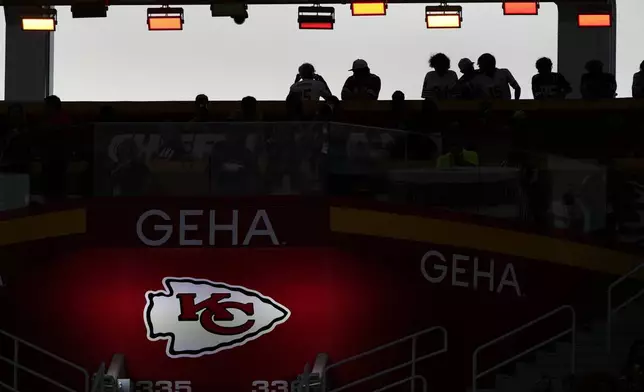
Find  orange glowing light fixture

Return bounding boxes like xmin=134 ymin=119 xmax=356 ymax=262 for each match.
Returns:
xmin=425 ymin=5 xmax=462 ymax=29
xmin=577 ymin=4 xmax=612 ymax=27
xmin=503 ymin=1 xmax=539 ymax=15
xmin=351 ymin=1 xmax=387 ymax=16
xmin=147 ymin=6 xmax=184 ymax=31
xmin=21 ymin=7 xmax=57 ymax=31
xmin=298 ymin=6 xmax=335 ymax=29
xmin=578 ymin=13 xmax=611 ymax=27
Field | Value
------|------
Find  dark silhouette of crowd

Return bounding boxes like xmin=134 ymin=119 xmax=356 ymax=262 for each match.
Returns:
xmin=284 ymin=53 xmax=631 ymax=102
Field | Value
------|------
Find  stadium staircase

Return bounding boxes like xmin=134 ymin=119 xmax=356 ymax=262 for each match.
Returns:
xmin=469 ymin=262 xmax=644 ymax=392
xmin=294 ymin=262 xmax=644 ymax=392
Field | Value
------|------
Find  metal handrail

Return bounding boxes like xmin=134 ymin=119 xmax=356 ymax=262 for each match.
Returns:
xmin=0 ymin=329 xmax=90 ymax=392
xmin=607 ymin=262 xmax=644 ymax=353
xmin=89 ymin=363 xmax=106 ymax=392
xmin=322 ymin=326 xmax=447 ymax=392
xmin=372 ymin=375 xmax=428 ymax=392
xmin=472 ymin=305 xmax=576 ymax=392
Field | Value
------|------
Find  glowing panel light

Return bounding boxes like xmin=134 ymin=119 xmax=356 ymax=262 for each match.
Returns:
xmin=425 ymin=5 xmax=462 ymax=29
xmin=22 ymin=17 xmax=56 ymax=31
xmin=21 ymin=8 xmax=57 ymax=31
xmin=299 ymin=21 xmax=334 ymax=29
xmin=147 ymin=7 xmax=184 ymax=31
xmin=577 ymin=13 xmax=611 ymax=27
xmin=503 ymin=2 xmax=539 ymax=15
xmin=298 ymin=6 xmax=335 ymax=30
xmin=351 ymin=2 xmax=387 ymax=16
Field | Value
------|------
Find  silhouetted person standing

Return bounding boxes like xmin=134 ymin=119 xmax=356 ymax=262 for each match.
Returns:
xmin=455 ymin=58 xmax=477 ymax=99
xmin=421 ymin=53 xmax=458 ymax=100
xmin=580 ymin=60 xmax=616 ymax=99
xmin=191 ymin=94 xmax=212 ymax=122
xmin=239 ymin=96 xmax=261 ymax=120
xmin=341 ymin=59 xmax=381 ymax=101
xmin=531 ymin=57 xmax=572 ymax=99
xmin=633 ymin=61 xmax=644 ymax=98
xmin=41 ymin=95 xmax=71 ymax=200
xmin=471 ymin=53 xmax=521 ymax=100
xmin=290 ymin=63 xmax=332 ymax=101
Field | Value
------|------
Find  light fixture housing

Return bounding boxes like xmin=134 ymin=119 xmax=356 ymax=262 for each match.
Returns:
xmin=351 ymin=1 xmax=387 ymax=16
xmin=22 ymin=7 xmax=57 ymax=31
xmin=502 ymin=1 xmax=539 ymax=15
xmin=147 ymin=6 xmax=184 ymax=31
xmin=425 ymin=5 xmax=462 ymax=29
xmin=210 ymin=3 xmax=248 ymax=24
xmin=298 ymin=6 xmax=335 ymax=30
xmin=71 ymin=3 xmax=108 ymax=18
xmin=577 ymin=3 xmax=612 ymax=27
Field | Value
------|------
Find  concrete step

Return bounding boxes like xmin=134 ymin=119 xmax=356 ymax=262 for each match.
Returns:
xmin=477 ymin=295 xmax=644 ymax=392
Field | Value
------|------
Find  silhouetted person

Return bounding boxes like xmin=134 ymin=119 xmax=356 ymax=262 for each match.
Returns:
xmin=110 ymin=138 xmax=151 ymax=196
xmin=191 ymin=94 xmax=212 ymax=122
xmin=436 ymin=122 xmax=479 ymax=168
xmin=1 ymin=103 xmax=30 ymax=172
xmin=41 ymin=95 xmax=72 ymax=200
xmin=531 ymin=57 xmax=572 ymax=99
xmin=633 ymin=61 xmax=644 ymax=98
xmin=210 ymin=131 xmax=258 ymax=195
xmin=341 ymin=59 xmax=381 ymax=101
xmin=286 ymin=92 xmax=305 ymax=120
xmin=391 ymin=90 xmax=406 ymax=116
xmin=290 ymin=63 xmax=332 ymax=101
xmin=472 ymin=53 xmax=521 ymax=100
xmin=390 ymin=90 xmax=411 ymax=130
xmin=239 ymin=96 xmax=261 ymax=121
xmin=580 ymin=60 xmax=616 ymax=99
xmin=421 ymin=53 xmax=458 ymax=100
xmin=455 ymin=58 xmax=477 ymax=99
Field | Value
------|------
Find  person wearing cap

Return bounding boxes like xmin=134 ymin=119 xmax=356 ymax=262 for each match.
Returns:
xmin=341 ymin=59 xmax=381 ymax=101
xmin=453 ymin=58 xmax=477 ymax=99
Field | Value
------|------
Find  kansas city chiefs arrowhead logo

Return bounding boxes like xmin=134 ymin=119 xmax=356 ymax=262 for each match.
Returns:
xmin=144 ymin=277 xmax=290 ymax=358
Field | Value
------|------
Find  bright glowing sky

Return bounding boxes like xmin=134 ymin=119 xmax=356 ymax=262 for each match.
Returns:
xmin=0 ymin=1 xmax=642 ymax=100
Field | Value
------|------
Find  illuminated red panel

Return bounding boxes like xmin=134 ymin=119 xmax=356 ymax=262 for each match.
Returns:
xmin=578 ymin=13 xmax=611 ymax=27
xmin=503 ymin=2 xmax=538 ymax=15
xmin=147 ymin=16 xmax=183 ymax=31
xmin=299 ymin=21 xmax=334 ymax=29
xmin=351 ymin=2 xmax=387 ymax=16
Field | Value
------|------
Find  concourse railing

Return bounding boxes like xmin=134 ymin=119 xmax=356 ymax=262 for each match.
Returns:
xmin=0 ymin=328 xmax=89 ymax=392
xmin=472 ymin=305 xmax=576 ymax=392
xmin=321 ymin=326 xmax=447 ymax=392
xmin=606 ymin=261 xmax=644 ymax=353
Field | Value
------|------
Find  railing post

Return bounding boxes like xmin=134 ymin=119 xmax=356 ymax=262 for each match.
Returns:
xmin=571 ymin=307 xmax=576 ymax=375
xmin=472 ymin=353 xmax=478 ymax=392
xmin=14 ymin=339 xmax=19 ymax=390
xmin=410 ymin=336 xmax=417 ymax=392
xmin=607 ymin=289 xmax=612 ymax=353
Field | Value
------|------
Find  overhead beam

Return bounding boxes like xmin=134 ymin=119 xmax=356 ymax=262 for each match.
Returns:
xmin=0 ymin=0 xmax=608 ymax=5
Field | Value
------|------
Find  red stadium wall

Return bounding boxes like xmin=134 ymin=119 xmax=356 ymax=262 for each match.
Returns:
xmin=0 ymin=198 xmax=638 ymax=392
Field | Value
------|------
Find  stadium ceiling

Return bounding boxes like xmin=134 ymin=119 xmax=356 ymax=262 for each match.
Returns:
xmin=0 ymin=0 xmax=608 ymax=5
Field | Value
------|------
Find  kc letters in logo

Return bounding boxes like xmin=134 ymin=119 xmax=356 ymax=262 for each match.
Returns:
xmin=144 ymin=277 xmax=290 ymax=358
